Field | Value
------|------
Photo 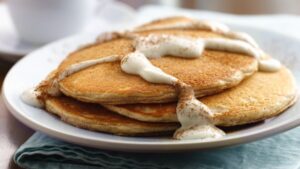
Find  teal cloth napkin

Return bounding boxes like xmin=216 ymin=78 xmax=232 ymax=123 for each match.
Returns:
xmin=14 ymin=128 xmax=300 ymax=169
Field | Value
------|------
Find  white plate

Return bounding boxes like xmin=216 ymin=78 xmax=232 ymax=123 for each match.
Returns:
xmin=2 ymin=25 xmax=300 ymax=152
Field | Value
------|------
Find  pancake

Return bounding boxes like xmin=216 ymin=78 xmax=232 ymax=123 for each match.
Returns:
xmin=45 ymin=96 xmax=179 ymax=136
xmin=104 ymin=67 xmax=298 ymax=126
xmin=38 ymin=17 xmax=258 ymax=105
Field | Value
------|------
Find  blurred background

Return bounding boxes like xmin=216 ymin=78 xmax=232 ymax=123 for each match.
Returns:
xmin=120 ymin=0 xmax=300 ymax=14
xmin=1 ymin=0 xmax=300 ymax=62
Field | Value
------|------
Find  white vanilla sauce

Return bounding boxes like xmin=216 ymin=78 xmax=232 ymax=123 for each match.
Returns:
xmin=136 ymin=20 xmax=230 ymax=34
xmin=136 ymin=20 xmax=260 ymax=48
xmin=121 ymin=51 xmax=178 ymax=85
xmin=22 ymin=18 xmax=282 ymax=140
xmin=57 ymin=55 xmax=120 ymax=82
xmin=174 ymin=84 xmax=225 ymax=139
xmin=224 ymin=31 xmax=259 ymax=48
xmin=204 ymin=38 xmax=261 ymax=59
xmin=135 ymin=35 xmax=204 ymax=58
xmin=48 ymin=55 xmax=121 ymax=97
xmin=21 ymin=87 xmax=43 ymax=108
xmin=259 ymin=58 xmax=282 ymax=72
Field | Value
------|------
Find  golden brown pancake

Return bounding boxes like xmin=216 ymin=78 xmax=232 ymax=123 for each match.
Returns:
xmin=38 ymin=17 xmax=258 ymax=105
xmin=104 ymin=67 xmax=298 ymax=126
xmin=45 ymin=96 xmax=179 ymax=136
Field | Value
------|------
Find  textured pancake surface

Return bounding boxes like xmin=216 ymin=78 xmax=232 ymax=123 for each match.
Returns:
xmin=45 ymin=96 xmax=179 ymax=136
xmin=104 ymin=67 xmax=298 ymax=126
xmin=39 ymin=17 xmax=258 ymax=104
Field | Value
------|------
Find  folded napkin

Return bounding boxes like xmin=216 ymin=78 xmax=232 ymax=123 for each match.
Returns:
xmin=14 ymin=127 xmax=300 ymax=169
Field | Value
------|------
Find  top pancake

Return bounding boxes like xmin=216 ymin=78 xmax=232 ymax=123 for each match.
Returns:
xmin=39 ymin=17 xmax=258 ymax=104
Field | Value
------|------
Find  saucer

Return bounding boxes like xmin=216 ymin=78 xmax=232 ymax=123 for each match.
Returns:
xmin=0 ymin=2 xmax=137 ymax=62
xmin=0 ymin=4 xmax=41 ymax=62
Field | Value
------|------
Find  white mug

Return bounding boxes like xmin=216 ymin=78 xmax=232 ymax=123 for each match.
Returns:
xmin=7 ymin=0 xmax=98 ymax=44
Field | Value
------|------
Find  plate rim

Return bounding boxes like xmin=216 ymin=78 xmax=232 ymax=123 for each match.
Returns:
xmin=2 ymin=25 xmax=300 ymax=152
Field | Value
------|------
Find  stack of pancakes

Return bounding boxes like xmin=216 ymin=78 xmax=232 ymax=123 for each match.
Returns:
xmin=36 ymin=17 xmax=297 ymax=137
